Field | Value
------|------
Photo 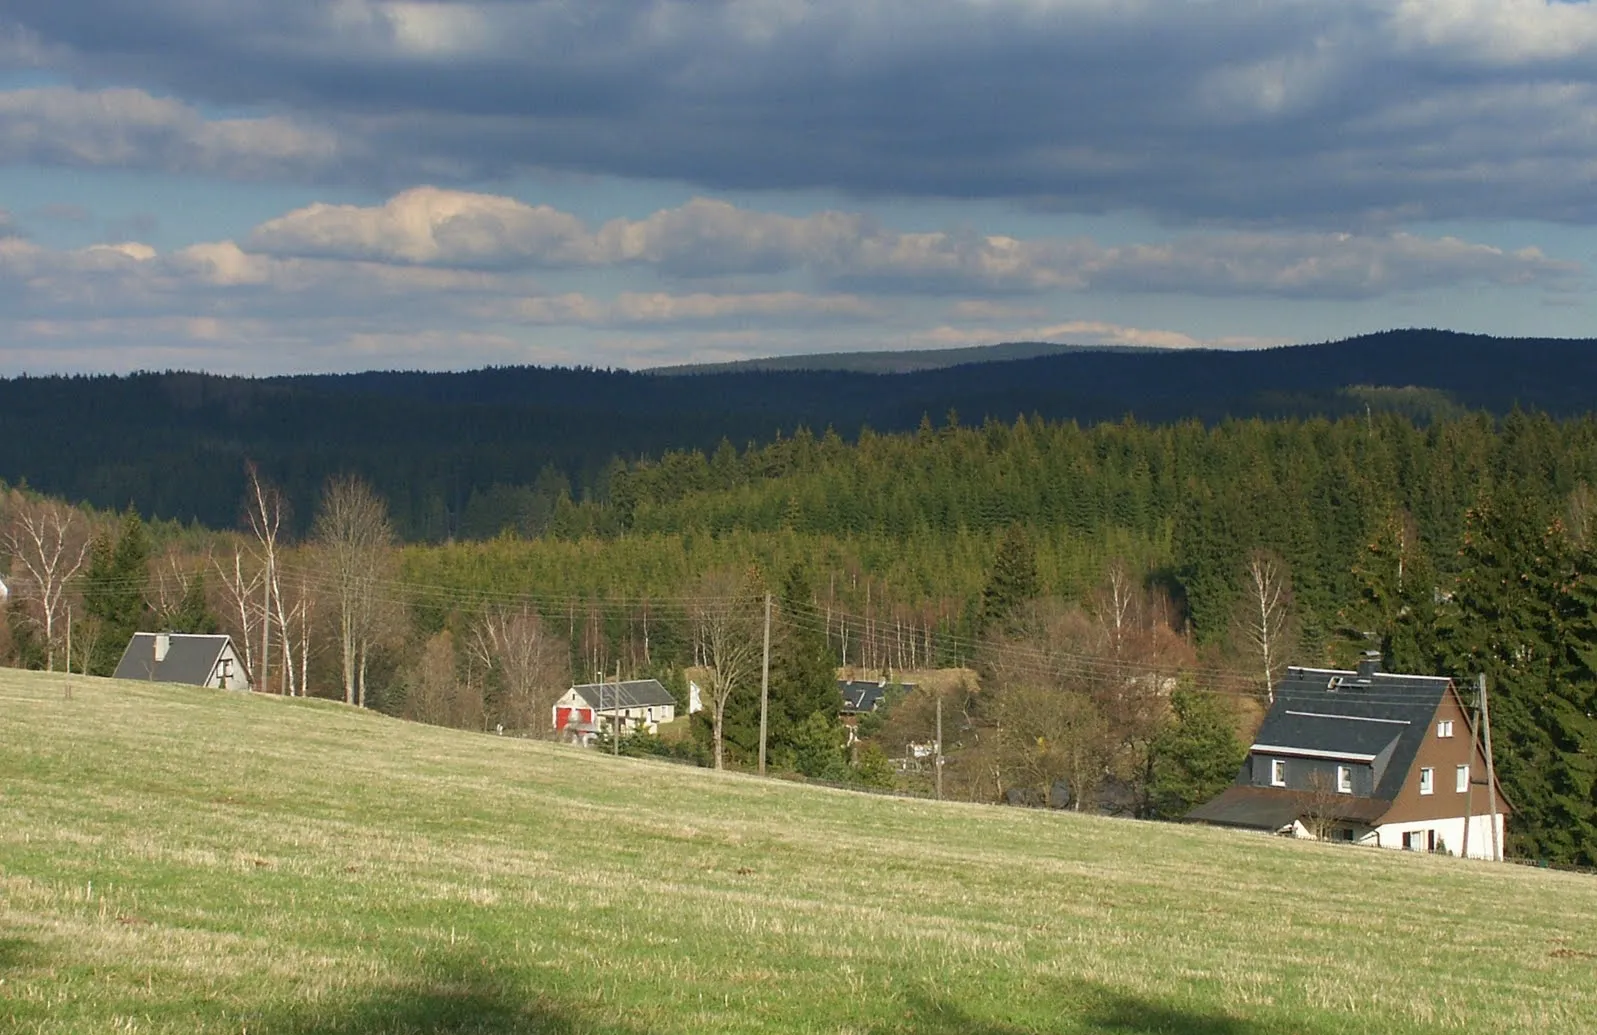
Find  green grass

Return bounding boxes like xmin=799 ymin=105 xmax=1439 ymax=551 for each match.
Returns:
xmin=2 ymin=670 xmax=1594 ymax=1034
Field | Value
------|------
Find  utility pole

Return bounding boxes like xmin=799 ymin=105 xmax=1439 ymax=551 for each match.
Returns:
xmin=758 ymin=592 xmax=772 ymax=777
xmin=1480 ymin=673 xmax=1501 ymax=862
xmin=1462 ymin=680 xmax=1483 ymax=860
xmin=934 ymin=692 xmax=944 ymax=802
xmin=612 ymin=661 xmax=622 ymax=758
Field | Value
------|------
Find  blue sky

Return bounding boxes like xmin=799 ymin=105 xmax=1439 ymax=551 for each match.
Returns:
xmin=0 ymin=0 xmax=1594 ymax=374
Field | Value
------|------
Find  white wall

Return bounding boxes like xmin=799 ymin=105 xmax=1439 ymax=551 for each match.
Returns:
xmin=1374 ymin=815 xmax=1505 ymax=860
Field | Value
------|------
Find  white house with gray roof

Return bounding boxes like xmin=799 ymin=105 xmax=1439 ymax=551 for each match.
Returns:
xmin=1187 ymin=654 xmax=1509 ymax=859
xmin=112 ymin=633 xmax=252 ymax=691
xmin=553 ymin=678 xmax=676 ymax=745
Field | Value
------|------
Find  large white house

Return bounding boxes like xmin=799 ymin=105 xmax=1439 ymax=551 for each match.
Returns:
xmin=1187 ymin=655 xmax=1509 ymax=860
xmin=553 ymin=678 xmax=677 ymax=745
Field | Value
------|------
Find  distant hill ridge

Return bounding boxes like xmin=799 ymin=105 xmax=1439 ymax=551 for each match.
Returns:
xmin=1 ymin=328 xmax=1595 ymax=533
xmin=649 ymin=340 xmax=1171 ymax=375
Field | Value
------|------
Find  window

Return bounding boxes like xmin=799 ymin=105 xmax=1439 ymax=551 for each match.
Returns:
xmin=1437 ymin=720 xmax=1454 ymax=738
xmin=1456 ymin=764 xmax=1470 ymax=793
xmin=1419 ymin=767 xmax=1434 ymax=795
xmin=1337 ymin=765 xmax=1352 ymax=793
xmin=1271 ymin=759 xmax=1286 ymax=787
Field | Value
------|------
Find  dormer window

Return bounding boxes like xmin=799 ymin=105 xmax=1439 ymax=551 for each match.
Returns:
xmin=1337 ymin=765 xmax=1352 ymax=793
xmin=1271 ymin=759 xmax=1286 ymax=787
xmin=1436 ymin=720 xmax=1454 ymax=738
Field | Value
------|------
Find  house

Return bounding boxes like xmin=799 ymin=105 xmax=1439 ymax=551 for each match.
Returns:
xmin=838 ymin=678 xmax=916 ymax=745
xmin=112 ymin=632 xmax=252 ymax=691
xmin=553 ymin=678 xmax=676 ymax=746
xmin=1186 ymin=654 xmax=1509 ymax=859
xmin=839 ymin=679 xmax=889 ymax=717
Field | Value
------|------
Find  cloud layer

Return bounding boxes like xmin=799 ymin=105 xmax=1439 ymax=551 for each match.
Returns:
xmin=244 ymin=188 xmax=1578 ymax=301
xmin=0 ymin=187 xmax=1578 ymax=373
xmin=6 ymin=2 xmax=1597 ymax=223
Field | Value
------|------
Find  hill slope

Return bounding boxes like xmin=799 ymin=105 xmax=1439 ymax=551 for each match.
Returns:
xmin=1 ymin=670 xmax=1593 ymax=1034
xmin=648 ymin=340 xmax=1161 ymax=374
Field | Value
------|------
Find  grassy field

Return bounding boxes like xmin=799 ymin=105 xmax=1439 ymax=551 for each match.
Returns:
xmin=2 ymin=670 xmax=1594 ymax=1034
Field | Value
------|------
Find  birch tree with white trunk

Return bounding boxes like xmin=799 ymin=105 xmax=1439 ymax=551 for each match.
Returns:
xmin=1 ymin=493 xmax=91 ymax=671
xmin=314 ymin=475 xmax=394 ymax=708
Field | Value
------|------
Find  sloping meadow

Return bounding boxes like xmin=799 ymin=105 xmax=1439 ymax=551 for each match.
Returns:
xmin=1 ymin=671 xmax=1592 ymax=1034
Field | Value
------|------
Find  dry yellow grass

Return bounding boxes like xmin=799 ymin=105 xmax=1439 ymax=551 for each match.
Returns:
xmin=1 ymin=668 xmax=1593 ymax=1034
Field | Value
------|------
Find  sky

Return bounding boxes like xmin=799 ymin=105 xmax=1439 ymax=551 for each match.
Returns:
xmin=1 ymin=0 xmax=1595 ymax=375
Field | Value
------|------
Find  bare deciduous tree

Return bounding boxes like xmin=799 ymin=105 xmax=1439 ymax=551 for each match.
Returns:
xmin=212 ymin=538 xmax=263 ymax=681
xmin=402 ymin=630 xmax=482 ymax=730
xmin=244 ymin=462 xmax=291 ymax=694
xmin=467 ymin=605 xmax=569 ymax=733
xmin=2 ymin=492 xmax=91 ymax=671
xmin=1237 ymin=549 xmax=1295 ymax=702
xmin=694 ymin=569 xmax=762 ymax=770
xmin=314 ymin=475 xmax=394 ymax=707
xmin=1302 ymin=771 xmax=1344 ymax=842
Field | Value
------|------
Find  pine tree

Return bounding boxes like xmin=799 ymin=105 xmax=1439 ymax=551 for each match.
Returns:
xmin=980 ymin=524 xmax=1040 ymax=636
xmin=1147 ymin=686 xmax=1245 ymax=820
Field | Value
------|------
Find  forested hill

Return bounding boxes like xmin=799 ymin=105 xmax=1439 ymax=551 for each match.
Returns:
xmin=3 ymin=328 xmax=1595 ymax=536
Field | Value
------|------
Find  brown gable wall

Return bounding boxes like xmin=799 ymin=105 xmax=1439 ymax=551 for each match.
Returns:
xmin=1380 ymin=686 xmax=1511 ymax=825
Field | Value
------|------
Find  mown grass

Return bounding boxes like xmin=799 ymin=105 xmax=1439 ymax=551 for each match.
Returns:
xmin=2 ymin=670 xmax=1593 ymax=1034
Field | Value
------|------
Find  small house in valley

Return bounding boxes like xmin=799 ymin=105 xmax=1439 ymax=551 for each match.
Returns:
xmin=554 ymin=678 xmax=677 ymax=746
xmin=112 ymin=633 xmax=252 ymax=691
xmin=1185 ymin=654 xmax=1509 ymax=859
xmin=838 ymin=678 xmax=915 ymax=744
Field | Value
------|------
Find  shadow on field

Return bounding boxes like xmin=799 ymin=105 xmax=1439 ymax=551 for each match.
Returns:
xmin=885 ymin=985 xmax=1289 ymax=1035
xmin=259 ymin=954 xmax=625 ymax=1035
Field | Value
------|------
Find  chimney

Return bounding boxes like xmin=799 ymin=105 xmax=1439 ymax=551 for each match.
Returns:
xmin=153 ymin=633 xmax=171 ymax=665
xmin=1356 ymin=650 xmax=1381 ymax=680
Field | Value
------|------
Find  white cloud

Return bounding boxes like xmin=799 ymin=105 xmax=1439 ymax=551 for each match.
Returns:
xmin=238 ymin=188 xmax=1584 ymax=300
xmin=0 ymin=87 xmax=347 ymax=181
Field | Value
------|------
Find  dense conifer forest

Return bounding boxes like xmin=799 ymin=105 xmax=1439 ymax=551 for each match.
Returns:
xmin=4 ymin=329 xmax=1597 ymax=535
xmin=3 ymin=331 xmax=1597 ymax=865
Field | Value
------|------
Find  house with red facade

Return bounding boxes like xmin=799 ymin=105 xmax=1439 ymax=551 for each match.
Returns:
xmin=553 ymin=678 xmax=677 ymax=746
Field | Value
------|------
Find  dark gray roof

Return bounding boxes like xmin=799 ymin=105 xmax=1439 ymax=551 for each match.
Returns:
xmin=838 ymin=679 xmax=917 ymax=713
xmin=112 ymin=633 xmax=236 ymax=686
xmin=569 ymin=679 xmax=675 ymax=709
xmin=1262 ymin=666 xmax=1452 ymax=801
xmin=1186 ymin=785 xmax=1389 ymax=830
xmin=839 ymin=681 xmax=885 ymax=713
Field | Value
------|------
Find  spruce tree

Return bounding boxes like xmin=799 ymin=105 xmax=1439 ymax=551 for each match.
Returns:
xmin=1441 ymin=492 xmax=1597 ymax=864
xmin=83 ymin=509 xmax=151 ymax=675
xmin=980 ymin=524 xmax=1040 ymax=636
xmin=1148 ymin=686 xmax=1246 ymax=819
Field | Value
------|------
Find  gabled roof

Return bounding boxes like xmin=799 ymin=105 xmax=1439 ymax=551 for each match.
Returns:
xmin=112 ymin=633 xmax=238 ymax=686
xmin=838 ymin=679 xmax=917 ymax=714
xmin=1186 ymin=785 xmax=1390 ymax=830
xmin=568 ymin=679 xmax=675 ymax=709
xmin=839 ymin=680 xmax=885 ymax=713
xmin=1262 ymin=666 xmax=1451 ymax=801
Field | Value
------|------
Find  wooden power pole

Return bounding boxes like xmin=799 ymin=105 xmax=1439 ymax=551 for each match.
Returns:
xmin=935 ymin=692 xmax=944 ymax=801
xmin=758 ymin=592 xmax=772 ymax=776
xmin=612 ymin=661 xmax=621 ymax=758
xmin=1480 ymin=673 xmax=1501 ymax=862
